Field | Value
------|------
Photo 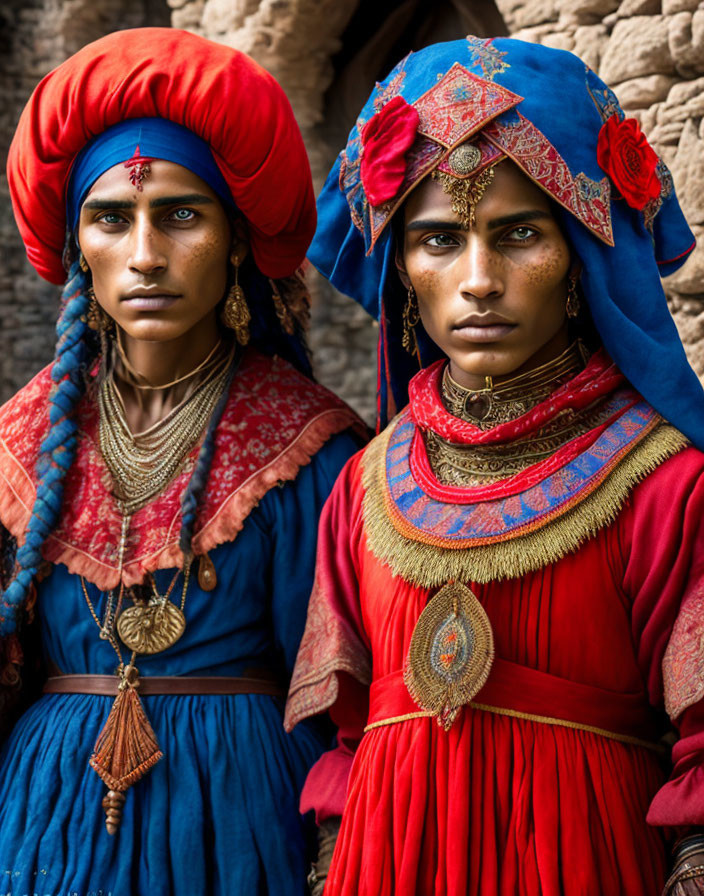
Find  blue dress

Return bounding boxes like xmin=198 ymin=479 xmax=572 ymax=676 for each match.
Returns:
xmin=0 ymin=432 xmax=357 ymax=896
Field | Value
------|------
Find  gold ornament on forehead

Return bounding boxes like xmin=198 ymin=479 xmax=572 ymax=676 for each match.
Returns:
xmin=446 ymin=143 xmax=482 ymax=175
xmin=432 ymin=142 xmax=498 ymax=229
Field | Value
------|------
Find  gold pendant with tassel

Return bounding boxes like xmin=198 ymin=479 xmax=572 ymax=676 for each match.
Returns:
xmin=89 ymin=662 xmax=163 ymax=834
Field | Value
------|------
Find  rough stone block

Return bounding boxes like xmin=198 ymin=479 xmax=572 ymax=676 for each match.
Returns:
xmin=663 ymin=0 xmax=700 ymax=14
xmin=599 ymin=16 xmax=675 ymax=83
xmin=573 ymin=24 xmax=609 ymax=70
xmin=558 ymin=0 xmax=619 ymax=26
xmin=669 ymin=119 xmax=704 ymax=225
xmin=541 ymin=30 xmax=576 ymax=50
xmin=506 ymin=0 xmax=558 ymax=31
xmin=614 ymin=73 xmax=678 ymax=108
xmin=665 ymin=225 xmax=704 ymax=295
xmin=668 ymin=10 xmax=704 ymax=77
xmin=616 ymin=0 xmax=661 ymax=15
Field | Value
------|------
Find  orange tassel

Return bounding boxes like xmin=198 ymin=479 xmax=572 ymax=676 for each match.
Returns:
xmin=89 ymin=664 xmax=162 ymax=834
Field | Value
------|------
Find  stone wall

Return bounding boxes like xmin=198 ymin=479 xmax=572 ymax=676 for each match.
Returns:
xmin=494 ymin=0 xmax=704 ymax=377
xmin=0 ymin=0 xmax=170 ymax=405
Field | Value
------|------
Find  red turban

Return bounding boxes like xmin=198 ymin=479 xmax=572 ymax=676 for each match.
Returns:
xmin=7 ymin=28 xmax=316 ymax=284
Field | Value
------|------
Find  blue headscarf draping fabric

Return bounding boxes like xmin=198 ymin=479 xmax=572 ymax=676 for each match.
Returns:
xmin=309 ymin=37 xmax=703 ymax=446
xmin=67 ymin=117 xmax=235 ymax=232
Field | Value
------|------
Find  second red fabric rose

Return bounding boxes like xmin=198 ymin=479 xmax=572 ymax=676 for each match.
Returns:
xmin=597 ymin=114 xmax=661 ymax=211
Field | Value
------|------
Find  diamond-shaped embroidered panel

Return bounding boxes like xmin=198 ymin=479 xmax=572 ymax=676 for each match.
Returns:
xmin=415 ymin=63 xmax=523 ymax=149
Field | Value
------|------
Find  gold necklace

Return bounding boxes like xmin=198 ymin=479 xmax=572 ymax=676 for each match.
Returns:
xmin=442 ymin=341 xmax=587 ymax=430
xmin=425 ymin=342 xmax=594 ymax=487
xmin=98 ymin=346 xmax=233 ymax=515
xmin=115 ymin=331 xmax=223 ymax=390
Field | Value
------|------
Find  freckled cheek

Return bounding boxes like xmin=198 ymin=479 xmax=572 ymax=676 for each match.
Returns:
xmin=518 ymin=246 xmax=570 ymax=287
xmin=178 ymin=236 xmax=230 ymax=294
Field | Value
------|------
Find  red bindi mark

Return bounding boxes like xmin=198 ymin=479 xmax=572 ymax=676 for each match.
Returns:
xmin=123 ymin=145 xmax=153 ymax=191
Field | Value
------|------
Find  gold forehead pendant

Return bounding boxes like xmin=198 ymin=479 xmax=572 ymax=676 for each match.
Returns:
xmin=433 ymin=143 xmax=497 ymax=229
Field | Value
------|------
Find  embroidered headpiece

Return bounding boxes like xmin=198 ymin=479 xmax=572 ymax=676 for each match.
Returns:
xmin=309 ymin=36 xmax=704 ymax=450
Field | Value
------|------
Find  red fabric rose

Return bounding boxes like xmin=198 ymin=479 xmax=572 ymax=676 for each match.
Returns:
xmin=360 ymin=96 xmax=420 ymax=206
xmin=596 ymin=114 xmax=661 ymax=211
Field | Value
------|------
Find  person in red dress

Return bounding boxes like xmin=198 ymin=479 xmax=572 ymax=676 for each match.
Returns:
xmin=284 ymin=37 xmax=704 ymax=896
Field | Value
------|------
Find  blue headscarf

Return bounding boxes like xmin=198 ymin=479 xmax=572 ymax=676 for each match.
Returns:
xmin=67 ymin=117 xmax=235 ymax=231
xmin=309 ymin=37 xmax=703 ymax=445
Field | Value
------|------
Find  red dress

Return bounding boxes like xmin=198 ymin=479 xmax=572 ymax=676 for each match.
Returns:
xmin=285 ymin=353 xmax=704 ymax=896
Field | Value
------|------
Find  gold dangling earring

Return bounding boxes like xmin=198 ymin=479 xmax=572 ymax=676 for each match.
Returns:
xmin=566 ymin=275 xmax=581 ymax=319
xmin=402 ymin=285 xmax=420 ymax=354
xmin=222 ymin=260 xmax=251 ymax=346
xmin=86 ymin=287 xmax=102 ymax=331
xmin=79 ymin=253 xmax=89 ymax=274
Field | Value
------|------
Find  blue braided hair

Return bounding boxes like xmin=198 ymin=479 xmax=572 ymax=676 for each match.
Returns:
xmin=0 ymin=260 xmax=96 ymax=636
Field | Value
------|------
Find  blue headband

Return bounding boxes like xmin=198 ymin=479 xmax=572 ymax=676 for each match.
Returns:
xmin=66 ymin=117 xmax=235 ymax=231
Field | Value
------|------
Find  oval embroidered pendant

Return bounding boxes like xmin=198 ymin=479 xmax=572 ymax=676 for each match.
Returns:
xmin=404 ymin=581 xmax=494 ymax=731
xmin=116 ymin=601 xmax=186 ymax=654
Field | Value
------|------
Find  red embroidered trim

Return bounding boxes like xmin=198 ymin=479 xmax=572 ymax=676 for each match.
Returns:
xmin=482 ymin=113 xmax=614 ymax=246
xmin=663 ymin=582 xmax=704 ymax=720
xmin=341 ymin=64 xmax=614 ymax=251
xmin=284 ymin=572 xmax=372 ymax=732
xmin=0 ymin=351 xmax=361 ymax=590
xmin=414 ymin=63 xmax=523 ymax=149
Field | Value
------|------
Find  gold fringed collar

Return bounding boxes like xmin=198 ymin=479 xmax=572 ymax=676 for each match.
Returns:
xmin=361 ymin=407 xmax=687 ymax=587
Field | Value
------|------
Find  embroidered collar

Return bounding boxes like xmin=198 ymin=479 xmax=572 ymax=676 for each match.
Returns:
xmin=0 ymin=350 xmax=360 ymax=590
xmin=362 ymin=352 xmax=687 ymax=585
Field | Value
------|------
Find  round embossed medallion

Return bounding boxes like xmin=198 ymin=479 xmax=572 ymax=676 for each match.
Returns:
xmin=117 ymin=601 xmax=186 ymax=654
xmin=447 ymin=143 xmax=482 ymax=176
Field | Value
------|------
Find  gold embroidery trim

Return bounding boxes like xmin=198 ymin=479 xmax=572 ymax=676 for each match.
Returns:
xmin=362 ymin=420 xmax=688 ymax=586
xmin=364 ymin=703 xmax=666 ymax=754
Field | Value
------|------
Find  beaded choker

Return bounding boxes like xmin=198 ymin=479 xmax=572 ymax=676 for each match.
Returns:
xmin=441 ymin=341 xmax=587 ymax=430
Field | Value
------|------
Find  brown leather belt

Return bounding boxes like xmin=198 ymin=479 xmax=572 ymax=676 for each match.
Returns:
xmin=43 ymin=674 xmax=285 ymax=697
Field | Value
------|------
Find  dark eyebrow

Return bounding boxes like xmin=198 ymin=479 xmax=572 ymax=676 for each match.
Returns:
xmin=149 ymin=194 xmax=215 ymax=208
xmin=405 ymin=219 xmax=465 ymax=232
xmin=81 ymin=194 xmax=215 ymax=211
xmin=82 ymin=199 xmax=135 ymax=210
xmin=487 ymin=210 xmax=552 ymax=229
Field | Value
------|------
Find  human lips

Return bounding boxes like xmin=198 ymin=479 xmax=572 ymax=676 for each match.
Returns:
xmin=122 ymin=287 xmax=181 ymax=310
xmin=453 ymin=312 xmax=516 ymax=342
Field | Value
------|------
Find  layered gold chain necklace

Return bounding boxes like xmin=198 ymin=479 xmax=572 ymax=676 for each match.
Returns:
xmin=98 ymin=344 xmax=233 ymax=517
xmin=426 ymin=342 xmax=591 ymax=487
xmin=93 ymin=340 xmax=233 ymax=649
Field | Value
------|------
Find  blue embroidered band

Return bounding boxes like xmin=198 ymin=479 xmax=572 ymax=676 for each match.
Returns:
xmin=66 ymin=117 xmax=235 ymax=230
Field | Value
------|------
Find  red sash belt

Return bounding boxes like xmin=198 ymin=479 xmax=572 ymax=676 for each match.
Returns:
xmin=366 ymin=659 xmax=663 ymax=750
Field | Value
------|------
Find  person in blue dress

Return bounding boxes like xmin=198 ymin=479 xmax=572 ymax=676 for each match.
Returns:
xmin=0 ymin=28 xmax=362 ymax=896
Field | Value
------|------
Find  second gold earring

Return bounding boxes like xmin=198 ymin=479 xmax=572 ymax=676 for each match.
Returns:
xmin=222 ymin=260 xmax=251 ymax=345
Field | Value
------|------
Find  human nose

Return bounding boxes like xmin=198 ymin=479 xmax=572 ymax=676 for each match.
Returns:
xmin=127 ymin=215 xmax=167 ymax=274
xmin=457 ymin=235 xmax=503 ymax=301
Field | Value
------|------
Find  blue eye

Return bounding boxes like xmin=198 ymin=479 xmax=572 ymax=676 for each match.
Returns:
xmin=171 ymin=208 xmax=195 ymax=221
xmin=99 ymin=213 xmax=125 ymax=225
